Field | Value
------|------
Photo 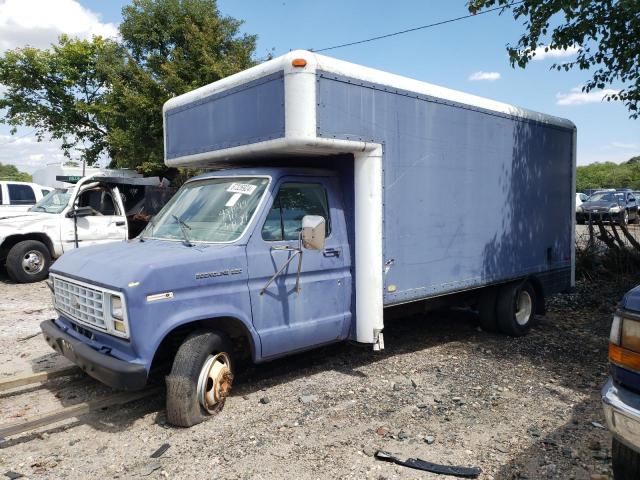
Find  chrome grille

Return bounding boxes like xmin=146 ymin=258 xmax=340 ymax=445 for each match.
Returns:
xmin=53 ymin=276 xmax=106 ymax=330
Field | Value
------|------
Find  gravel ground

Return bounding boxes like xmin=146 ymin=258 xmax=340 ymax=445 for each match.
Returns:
xmin=0 ymin=267 xmax=633 ymax=480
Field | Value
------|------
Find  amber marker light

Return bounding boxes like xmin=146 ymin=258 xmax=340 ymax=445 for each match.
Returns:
xmin=291 ymin=58 xmax=307 ymax=67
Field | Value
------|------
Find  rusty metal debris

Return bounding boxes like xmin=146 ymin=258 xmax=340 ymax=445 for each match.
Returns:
xmin=374 ymin=450 xmax=481 ymax=478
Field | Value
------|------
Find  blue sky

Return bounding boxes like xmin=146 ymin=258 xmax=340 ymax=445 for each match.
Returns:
xmin=1 ymin=0 xmax=638 ymax=171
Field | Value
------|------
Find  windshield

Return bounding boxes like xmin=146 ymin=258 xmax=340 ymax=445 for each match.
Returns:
xmin=29 ymin=188 xmax=72 ymax=214
xmin=588 ymin=192 xmax=624 ymax=203
xmin=142 ymin=177 xmax=269 ymax=243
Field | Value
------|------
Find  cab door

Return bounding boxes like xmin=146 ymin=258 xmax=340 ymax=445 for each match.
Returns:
xmin=246 ymin=176 xmax=352 ymax=359
xmin=61 ymin=186 xmax=128 ymax=250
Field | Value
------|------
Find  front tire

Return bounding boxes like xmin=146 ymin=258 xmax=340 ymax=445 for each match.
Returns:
xmin=612 ymin=438 xmax=640 ymax=480
xmin=496 ymin=281 xmax=537 ymax=336
xmin=165 ymin=330 xmax=234 ymax=427
xmin=620 ymin=210 xmax=629 ymax=225
xmin=6 ymin=240 xmax=51 ymax=283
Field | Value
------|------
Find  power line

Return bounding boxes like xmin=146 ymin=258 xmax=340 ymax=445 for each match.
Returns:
xmin=310 ymin=1 xmax=524 ymax=53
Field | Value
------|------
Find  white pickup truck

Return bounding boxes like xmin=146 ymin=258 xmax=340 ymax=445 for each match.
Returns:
xmin=0 ymin=181 xmax=53 ymax=214
xmin=0 ymin=175 xmax=172 ymax=283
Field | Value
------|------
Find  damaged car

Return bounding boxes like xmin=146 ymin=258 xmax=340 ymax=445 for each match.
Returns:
xmin=0 ymin=175 xmax=174 ymax=283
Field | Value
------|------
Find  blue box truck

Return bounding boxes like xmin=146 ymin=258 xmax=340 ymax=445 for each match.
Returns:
xmin=40 ymin=51 xmax=576 ymax=427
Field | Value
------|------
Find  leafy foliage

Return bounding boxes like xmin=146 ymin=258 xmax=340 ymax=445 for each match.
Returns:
xmin=0 ymin=162 xmax=31 ymax=182
xmin=0 ymin=0 xmax=257 ymax=171
xmin=468 ymin=0 xmax=640 ymax=118
xmin=576 ymin=156 xmax=640 ymax=191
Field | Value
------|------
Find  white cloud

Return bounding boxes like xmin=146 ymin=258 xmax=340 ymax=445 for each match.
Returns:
xmin=468 ymin=71 xmax=501 ymax=82
xmin=0 ymin=0 xmax=118 ymax=52
xmin=531 ymin=44 xmax=580 ymax=61
xmin=0 ymin=133 xmax=66 ymax=173
xmin=555 ymin=86 xmax=619 ymax=106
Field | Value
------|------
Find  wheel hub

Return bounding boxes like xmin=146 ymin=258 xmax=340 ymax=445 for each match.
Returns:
xmin=515 ymin=290 xmax=532 ymax=326
xmin=197 ymin=352 xmax=232 ymax=414
xmin=22 ymin=250 xmax=44 ymax=274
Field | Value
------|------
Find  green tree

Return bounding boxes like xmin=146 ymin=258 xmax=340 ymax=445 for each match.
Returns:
xmin=576 ymin=157 xmax=640 ymax=191
xmin=468 ymin=0 xmax=640 ymax=118
xmin=0 ymin=163 xmax=32 ymax=182
xmin=0 ymin=0 xmax=256 ymax=172
xmin=0 ymin=36 xmax=122 ymax=165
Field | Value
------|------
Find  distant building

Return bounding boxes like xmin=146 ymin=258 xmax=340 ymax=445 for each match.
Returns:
xmin=32 ymin=163 xmax=141 ymax=188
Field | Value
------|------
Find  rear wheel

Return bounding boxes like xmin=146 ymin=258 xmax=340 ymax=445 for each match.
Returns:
xmin=165 ymin=330 xmax=234 ymax=427
xmin=478 ymin=288 xmax=498 ymax=332
xmin=612 ymin=438 xmax=640 ymax=480
xmin=6 ymin=240 xmax=51 ymax=283
xmin=496 ymin=281 xmax=537 ymax=336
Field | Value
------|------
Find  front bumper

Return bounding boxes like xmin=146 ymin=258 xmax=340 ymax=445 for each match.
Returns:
xmin=41 ymin=319 xmax=147 ymax=391
xmin=577 ymin=211 xmax=621 ymax=223
xmin=602 ymin=377 xmax=640 ymax=452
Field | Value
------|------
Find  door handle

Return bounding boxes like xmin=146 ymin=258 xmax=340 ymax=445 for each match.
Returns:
xmin=323 ymin=247 xmax=341 ymax=257
xmin=116 ymin=221 xmax=126 ymax=226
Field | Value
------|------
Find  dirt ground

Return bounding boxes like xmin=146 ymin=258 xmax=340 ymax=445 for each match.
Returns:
xmin=0 ymin=268 xmax=632 ymax=480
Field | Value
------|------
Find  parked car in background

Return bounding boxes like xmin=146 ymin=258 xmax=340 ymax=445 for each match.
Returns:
xmin=576 ymin=192 xmax=589 ymax=211
xmin=603 ymin=287 xmax=640 ymax=479
xmin=0 ymin=175 xmax=173 ymax=283
xmin=576 ymin=190 xmax=638 ymax=225
xmin=0 ymin=181 xmax=52 ymax=214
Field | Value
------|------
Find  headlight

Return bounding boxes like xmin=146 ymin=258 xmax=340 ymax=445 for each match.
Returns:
xmin=110 ymin=295 xmax=123 ymax=319
xmin=577 ymin=206 xmax=583 ymax=212
xmin=109 ymin=294 xmax=128 ymax=336
xmin=609 ymin=206 xmax=621 ymax=213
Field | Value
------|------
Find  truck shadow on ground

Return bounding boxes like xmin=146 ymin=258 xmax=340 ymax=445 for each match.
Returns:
xmin=3 ymin=302 xmax=612 ymax=451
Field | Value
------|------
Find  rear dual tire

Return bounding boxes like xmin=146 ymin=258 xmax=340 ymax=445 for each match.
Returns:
xmin=478 ymin=281 xmax=537 ymax=336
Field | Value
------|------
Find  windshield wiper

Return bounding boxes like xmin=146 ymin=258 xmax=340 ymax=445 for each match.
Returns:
xmin=172 ymin=214 xmax=193 ymax=247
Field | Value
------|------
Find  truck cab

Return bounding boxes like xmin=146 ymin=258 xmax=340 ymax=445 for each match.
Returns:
xmin=42 ymin=166 xmax=351 ymax=425
xmin=603 ymin=287 xmax=640 ymax=479
xmin=0 ymin=181 xmax=52 ymax=214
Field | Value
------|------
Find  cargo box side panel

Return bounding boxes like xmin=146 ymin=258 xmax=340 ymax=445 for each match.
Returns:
xmin=316 ymin=72 xmax=573 ymax=305
xmin=164 ymin=71 xmax=285 ymax=161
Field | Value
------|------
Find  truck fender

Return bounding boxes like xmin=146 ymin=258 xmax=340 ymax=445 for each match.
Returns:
xmin=149 ymin=305 xmax=261 ymax=368
xmin=0 ymin=232 xmax=59 ymax=259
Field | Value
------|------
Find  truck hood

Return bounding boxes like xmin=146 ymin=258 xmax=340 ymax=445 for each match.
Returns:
xmin=620 ymin=285 xmax=640 ymax=313
xmin=0 ymin=211 xmax=61 ymax=235
xmin=50 ymin=239 xmax=248 ymax=293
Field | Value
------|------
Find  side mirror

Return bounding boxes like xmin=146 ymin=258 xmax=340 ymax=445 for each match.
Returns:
xmin=66 ymin=206 xmax=93 ymax=218
xmin=301 ymin=215 xmax=326 ymax=250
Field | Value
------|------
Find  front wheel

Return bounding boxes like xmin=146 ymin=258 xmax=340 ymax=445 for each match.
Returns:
xmin=612 ymin=438 xmax=640 ymax=480
xmin=496 ymin=281 xmax=537 ymax=336
xmin=165 ymin=330 xmax=234 ymax=427
xmin=6 ymin=240 xmax=51 ymax=283
xmin=620 ymin=210 xmax=629 ymax=225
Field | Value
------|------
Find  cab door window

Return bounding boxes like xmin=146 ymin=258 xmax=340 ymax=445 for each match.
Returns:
xmin=76 ymin=188 xmax=118 ymax=215
xmin=8 ymin=184 xmax=36 ymax=205
xmin=262 ymin=183 xmax=330 ymax=241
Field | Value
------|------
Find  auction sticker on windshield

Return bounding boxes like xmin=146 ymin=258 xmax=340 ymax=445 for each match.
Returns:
xmin=227 ymin=183 xmax=257 ymax=195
